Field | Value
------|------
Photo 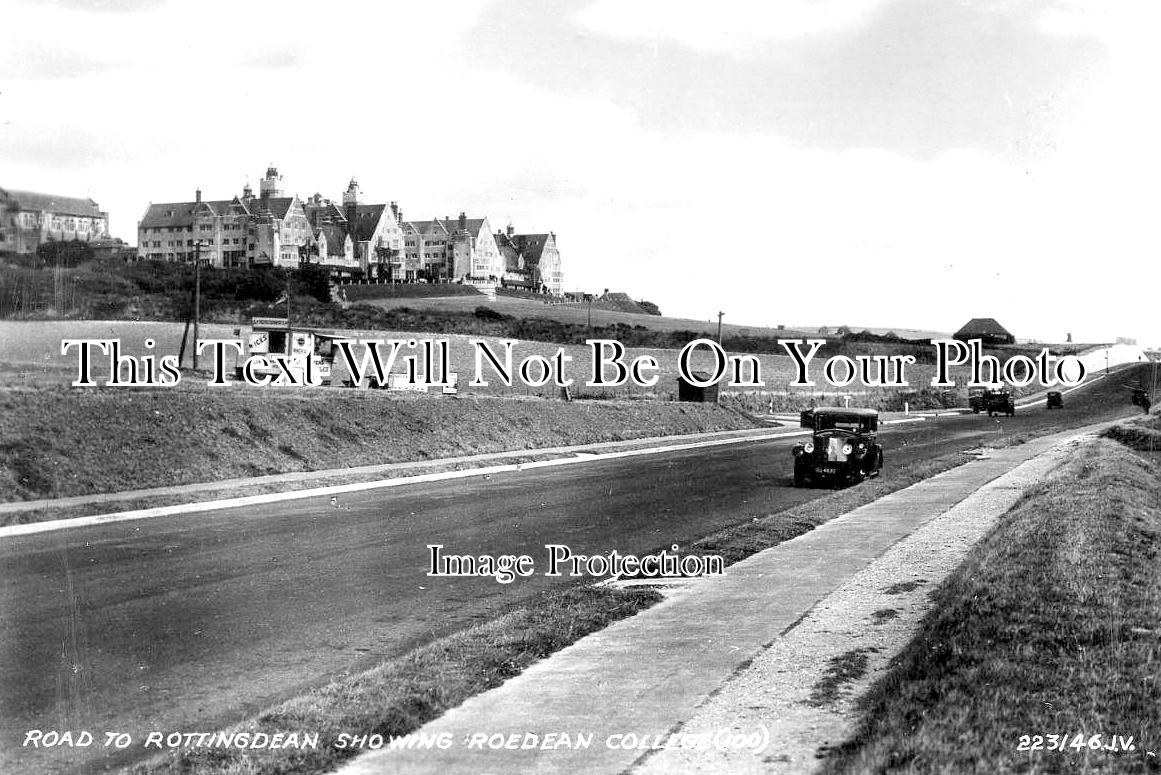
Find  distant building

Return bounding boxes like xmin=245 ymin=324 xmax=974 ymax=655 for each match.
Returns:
xmin=88 ymin=236 xmax=135 ymax=261
xmin=403 ymin=213 xmax=504 ymax=285
xmin=137 ymin=167 xmax=313 ymax=268
xmin=494 ymin=225 xmax=564 ymax=295
xmin=312 ymin=224 xmax=356 ymax=275
xmin=0 ymin=187 xmax=109 ymax=255
xmin=304 ymin=183 xmax=404 ymax=279
xmin=954 ymin=318 xmax=1014 ymax=345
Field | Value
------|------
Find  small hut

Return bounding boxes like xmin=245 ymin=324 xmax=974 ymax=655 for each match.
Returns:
xmin=677 ymin=371 xmax=720 ymax=403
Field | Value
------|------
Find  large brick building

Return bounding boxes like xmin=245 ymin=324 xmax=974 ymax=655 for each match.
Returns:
xmin=133 ymin=167 xmax=563 ymax=288
xmin=402 ymin=213 xmax=505 ymax=284
xmin=494 ymin=225 xmax=564 ymax=295
xmin=304 ymin=179 xmax=405 ymax=279
xmin=138 ymin=167 xmax=313 ymax=268
xmin=0 ymin=187 xmax=109 ymax=255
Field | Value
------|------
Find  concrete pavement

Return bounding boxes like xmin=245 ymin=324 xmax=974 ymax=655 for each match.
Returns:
xmin=335 ymin=422 xmax=1108 ymax=775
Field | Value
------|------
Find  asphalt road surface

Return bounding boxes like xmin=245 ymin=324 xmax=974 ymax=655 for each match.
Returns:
xmin=0 ymin=370 xmax=1148 ymax=774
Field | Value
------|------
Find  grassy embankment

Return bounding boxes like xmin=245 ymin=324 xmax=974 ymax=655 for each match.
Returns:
xmin=0 ymin=387 xmax=756 ymax=509
xmin=128 ymin=585 xmax=661 ymax=775
xmin=821 ymin=410 xmax=1161 ymax=774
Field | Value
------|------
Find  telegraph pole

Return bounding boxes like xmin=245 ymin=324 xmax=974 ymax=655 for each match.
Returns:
xmin=717 ymin=311 xmax=725 ymax=344
xmin=178 ymin=240 xmax=208 ymax=369
xmin=192 ymin=240 xmax=206 ymax=370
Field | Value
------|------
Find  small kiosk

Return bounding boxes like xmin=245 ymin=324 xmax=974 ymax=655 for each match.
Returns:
xmin=240 ymin=317 xmax=342 ymax=385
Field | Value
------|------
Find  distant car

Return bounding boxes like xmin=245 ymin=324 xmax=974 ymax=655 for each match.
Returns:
xmin=1046 ymin=391 xmax=1064 ymax=409
xmin=985 ymin=388 xmax=1015 ymax=417
xmin=792 ymin=407 xmax=883 ymax=487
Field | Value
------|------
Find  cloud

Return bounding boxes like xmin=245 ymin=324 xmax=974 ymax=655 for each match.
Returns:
xmin=467 ymin=0 xmax=1107 ymax=162
xmin=240 ymin=47 xmax=305 ymax=70
xmin=576 ymin=0 xmax=893 ymax=53
xmin=0 ymin=0 xmax=1153 ymax=343
xmin=17 ymin=0 xmax=168 ymax=12
xmin=0 ymin=43 xmax=116 ymax=79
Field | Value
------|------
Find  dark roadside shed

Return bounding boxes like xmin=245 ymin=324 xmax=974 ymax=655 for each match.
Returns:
xmin=677 ymin=372 xmax=720 ymax=403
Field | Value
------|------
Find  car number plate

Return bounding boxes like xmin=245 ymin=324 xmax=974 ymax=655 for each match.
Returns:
xmin=818 ymin=465 xmax=837 ymax=474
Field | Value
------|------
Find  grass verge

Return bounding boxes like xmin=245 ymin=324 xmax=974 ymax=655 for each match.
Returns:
xmin=819 ymin=418 xmax=1161 ymax=774
xmin=127 ymin=586 xmax=660 ymax=775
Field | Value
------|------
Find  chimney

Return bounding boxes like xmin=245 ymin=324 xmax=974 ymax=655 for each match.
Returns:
xmin=458 ymin=212 xmax=466 ymax=231
xmin=506 ymin=223 xmax=514 ymax=237
xmin=195 ymin=188 xmax=202 ymax=203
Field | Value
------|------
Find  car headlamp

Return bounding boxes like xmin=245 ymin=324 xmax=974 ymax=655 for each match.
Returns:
xmin=842 ymin=443 xmax=853 ymax=455
xmin=803 ymin=442 xmax=814 ymax=454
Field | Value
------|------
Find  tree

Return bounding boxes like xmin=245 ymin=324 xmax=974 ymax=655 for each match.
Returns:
xmin=36 ymin=238 xmax=93 ymax=268
xmin=374 ymin=246 xmax=397 ymax=280
xmin=292 ymin=263 xmax=333 ymax=303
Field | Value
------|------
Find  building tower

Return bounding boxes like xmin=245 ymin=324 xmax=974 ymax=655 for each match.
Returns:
xmin=342 ymin=178 xmax=360 ymax=226
xmin=259 ymin=166 xmax=283 ymax=199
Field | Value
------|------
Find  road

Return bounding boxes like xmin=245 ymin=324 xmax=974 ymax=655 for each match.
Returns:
xmin=0 ymin=368 xmax=1148 ymax=774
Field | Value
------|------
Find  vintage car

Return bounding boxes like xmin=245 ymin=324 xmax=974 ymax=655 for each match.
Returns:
xmin=984 ymin=388 xmax=1015 ymax=417
xmin=792 ymin=407 xmax=883 ymax=487
xmin=1046 ymin=391 xmax=1064 ymax=409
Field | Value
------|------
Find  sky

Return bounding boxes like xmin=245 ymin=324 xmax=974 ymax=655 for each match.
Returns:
xmin=1 ymin=0 xmax=1157 ymax=345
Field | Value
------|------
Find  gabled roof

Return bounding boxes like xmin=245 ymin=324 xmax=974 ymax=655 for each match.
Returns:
xmin=248 ymin=196 xmax=296 ymax=220
xmin=139 ymin=202 xmax=201 ymax=229
xmin=318 ymin=224 xmax=349 ymax=256
xmin=304 ymin=200 xmax=346 ymax=228
xmin=350 ymin=204 xmax=387 ymax=241
xmin=502 ymin=233 xmax=554 ymax=264
xmin=405 ymin=219 xmax=451 ymax=237
xmin=494 ymin=231 xmax=519 ymax=255
xmin=955 ymin=318 xmax=1011 ymax=336
xmin=405 ymin=216 xmax=487 ymax=239
xmin=1 ymin=188 xmax=104 ymax=217
xmin=139 ymin=198 xmax=252 ymax=228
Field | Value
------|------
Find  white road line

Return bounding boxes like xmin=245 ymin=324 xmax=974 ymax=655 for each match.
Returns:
xmin=0 ymin=427 xmax=814 ymax=539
